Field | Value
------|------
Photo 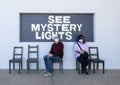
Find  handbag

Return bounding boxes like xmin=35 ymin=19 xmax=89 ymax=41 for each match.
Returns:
xmin=77 ymin=43 xmax=89 ymax=59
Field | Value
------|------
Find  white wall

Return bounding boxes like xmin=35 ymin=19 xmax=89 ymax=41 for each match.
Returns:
xmin=0 ymin=0 xmax=120 ymax=69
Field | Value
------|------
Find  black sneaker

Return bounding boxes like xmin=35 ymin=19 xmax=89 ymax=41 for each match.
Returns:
xmin=81 ymin=69 xmax=84 ymax=74
xmin=85 ymin=70 xmax=89 ymax=75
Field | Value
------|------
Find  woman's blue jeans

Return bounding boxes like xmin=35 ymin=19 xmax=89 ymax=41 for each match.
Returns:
xmin=43 ymin=55 xmax=60 ymax=73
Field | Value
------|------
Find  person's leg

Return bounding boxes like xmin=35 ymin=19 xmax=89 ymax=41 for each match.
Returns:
xmin=85 ymin=58 xmax=89 ymax=67
xmin=47 ymin=56 xmax=60 ymax=73
xmin=81 ymin=62 xmax=85 ymax=73
xmin=77 ymin=57 xmax=85 ymax=73
xmin=43 ymin=56 xmax=52 ymax=77
xmin=84 ymin=58 xmax=90 ymax=74
xmin=43 ymin=55 xmax=48 ymax=72
xmin=81 ymin=61 xmax=86 ymax=73
xmin=46 ymin=57 xmax=52 ymax=73
xmin=51 ymin=56 xmax=60 ymax=62
xmin=44 ymin=56 xmax=59 ymax=77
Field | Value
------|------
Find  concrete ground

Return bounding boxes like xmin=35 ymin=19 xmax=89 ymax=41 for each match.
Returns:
xmin=0 ymin=69 xmax=120 ymax=85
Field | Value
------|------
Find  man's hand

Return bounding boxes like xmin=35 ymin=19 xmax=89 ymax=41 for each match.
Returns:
xmin=48 ymin=53 xmax=53 ymax=57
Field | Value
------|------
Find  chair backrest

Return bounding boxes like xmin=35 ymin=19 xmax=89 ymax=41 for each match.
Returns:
xmin=89 ymin=47 xmax=99 ymax=60
xmin=28 ymin=45 xmax=39 ymax=59
xmin=13 ymin=47 xmax=23 ymax=59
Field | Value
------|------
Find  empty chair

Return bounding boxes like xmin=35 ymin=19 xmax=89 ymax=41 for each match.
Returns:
xmin=26 ymin=45 xmax=39 ymax=72
xmin=52 ymin=58 xmax=63 ymax=73
xmin=9 ymin=47 xmax=23 ymax=73
xmin=89 ymin=47 xmax=105 ymax=74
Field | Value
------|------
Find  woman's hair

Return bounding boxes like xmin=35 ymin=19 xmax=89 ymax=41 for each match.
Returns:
xmin=77 ymin=34 xmax=86 ymax=43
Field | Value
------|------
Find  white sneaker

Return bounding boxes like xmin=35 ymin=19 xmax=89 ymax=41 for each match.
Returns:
xmin=44 ymin=72 xmax=52 ymax=77
xmin=43 ymin=70 xmax=48 ymax=74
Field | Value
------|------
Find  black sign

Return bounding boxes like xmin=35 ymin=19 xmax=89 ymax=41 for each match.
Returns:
xmin=20 ymin=13 xmax=94 ymax=42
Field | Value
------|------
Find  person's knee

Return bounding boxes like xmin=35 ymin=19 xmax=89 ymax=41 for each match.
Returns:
xmin=87 ymin=59 xmax=90 ymax=64
xmin=85 ymin=61 xmax=89 ymax=65
xmin=47 ymin=56 xmax=52 ymax=60
xmin=43 ymin=55 xmax=47 ymax=60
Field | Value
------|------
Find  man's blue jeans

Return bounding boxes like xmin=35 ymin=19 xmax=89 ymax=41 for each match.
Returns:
xmin=43 ymin=55 xmax=60 ymax=73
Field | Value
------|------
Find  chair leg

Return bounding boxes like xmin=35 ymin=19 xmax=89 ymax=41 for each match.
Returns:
xmin=9 ymin=62 xmax=11 ymax=74
xmin=28 ymin=62 xmax=30 ymax=71
xmin=37 ymin=62 xmax=38 ymax=72
xmin=93 ymin=62 xmax=95 ymax=73
xmin=61 ymin=62 xmax=63 ymax=73
xmin=76 ymin=61 xmax=78 ymax=71
xmin=88 ymin=62 xmax=91 ymax=73
xmin=77 ymin=61 xmax=80 ymax=74
xmin=27 ymin=61 xmax=29 ymax=73
xmin=52 ymin=61 xmax=63 ymax=73
xmin=103 ymin=61 xmax=105 ymax=74
xmin=60 ymin=62 xmax=63 ymax=73
xmin=18 ymin=62 xmax=20 ymax=73
xmin=59 ymin=63 xmax=61 ymax=70
xmin=97 ymin=62 xmax=99 ymax=70
xmin=13 ymin=62 xmax=15 ymax=70
xmin=21 ymin=61 xmax=22 ymax=70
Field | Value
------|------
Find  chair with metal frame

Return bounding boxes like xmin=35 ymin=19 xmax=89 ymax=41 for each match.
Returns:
xmin=9 ymin=47 xmax=23 ymax=73
xmin=26 ymin=45 xmax=39 ymax=73
xmin=89 ymin=47 xmax=105 ymax=74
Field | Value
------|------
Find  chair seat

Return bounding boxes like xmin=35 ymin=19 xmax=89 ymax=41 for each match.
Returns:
xmin=27 ymin=58 xmax=38 ymax=62
xmin=9 ymin=58 xmax=22 ymax=62
xmin=53 ymin=58 xmax=63 ymax=63
xmin=91 ymin=59 xmax=104 ymax=62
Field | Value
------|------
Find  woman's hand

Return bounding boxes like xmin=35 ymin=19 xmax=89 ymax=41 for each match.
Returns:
xmin=76 ymin=50 xmax=84 ymax=54
xmin=80 ymin=50 xmax=84 ymax=54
